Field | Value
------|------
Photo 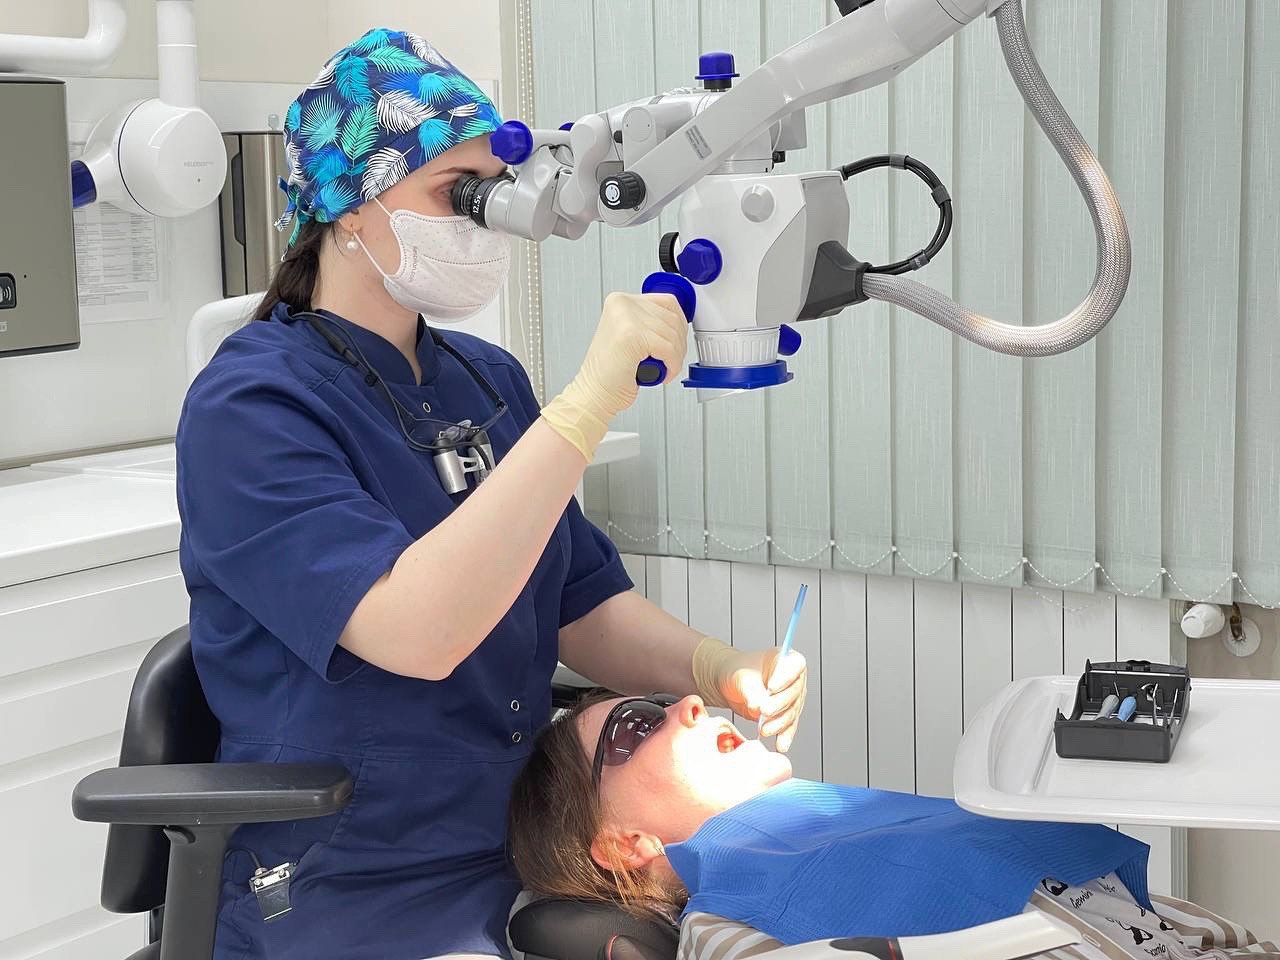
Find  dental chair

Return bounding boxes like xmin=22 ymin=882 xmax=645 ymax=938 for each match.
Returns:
xmin=73 ymin=627 xmax=1079 ymax=960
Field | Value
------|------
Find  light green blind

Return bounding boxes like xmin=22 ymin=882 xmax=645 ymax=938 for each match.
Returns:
xmin=530 ymin=0 xmax=1280 ymax=606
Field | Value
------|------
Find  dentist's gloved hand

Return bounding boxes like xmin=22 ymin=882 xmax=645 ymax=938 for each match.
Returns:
xmin=540 ymin=292 xmax=688 ymax=462
xmin=691 ymin=636 xmax=808 ymax=753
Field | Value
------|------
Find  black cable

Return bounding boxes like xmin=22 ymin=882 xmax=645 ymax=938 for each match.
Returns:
xmin=229 ymin=846 xmax=264 ymax=870
xmin=300 ymin=310 xmax=432 ymax=449
xmin=296 ymin=310 xmax=507 ymax=455
xmin=838 ymin=153 xmax=952 ymax=276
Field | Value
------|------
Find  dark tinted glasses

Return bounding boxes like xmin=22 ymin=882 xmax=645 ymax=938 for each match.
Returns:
xmin=591 ymin=694 xmax=681 ymax=788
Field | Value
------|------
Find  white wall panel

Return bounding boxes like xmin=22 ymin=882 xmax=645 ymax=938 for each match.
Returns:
xmin=1012 ymin=589 xmax=1063 ymax=679
xmin=961 ymin=583 xmax=1013 ymax=728
xmin=865 ymin=575 xmax=914 ymax=792
xmin=1064 ymin=590 xmax=1117 ymax=671
xmin=620 ymin=554 xmax=647 ymax=596
xmin=819 ymin=569 xmax=868 ymax=788
xmin=912 ymin=579 xmax=962 ymax=798
xmin=687 ymin=560 xmax=732 ymax=642
xmin=645 ymin=556 xmax=689 ymax=623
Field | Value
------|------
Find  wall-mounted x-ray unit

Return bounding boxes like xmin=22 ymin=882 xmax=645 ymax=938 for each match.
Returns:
xmin=0 ymin=76 xmax=80 ymax=357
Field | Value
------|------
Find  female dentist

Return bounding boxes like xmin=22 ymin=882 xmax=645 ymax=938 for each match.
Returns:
xmin=175 ymin=28 xmax=807 ymax=960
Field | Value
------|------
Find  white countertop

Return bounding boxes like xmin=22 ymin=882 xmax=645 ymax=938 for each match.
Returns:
xmin=1 ymin=432 xmax=639 ymax=590
xmin=0 ymin=467 xmax=179 ymax=589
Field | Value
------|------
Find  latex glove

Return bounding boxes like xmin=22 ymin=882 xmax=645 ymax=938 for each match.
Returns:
xmin=691 ymin=636 xmax=808 ymax=753
xmin=540 ymin=292 xmax=688 ymax=461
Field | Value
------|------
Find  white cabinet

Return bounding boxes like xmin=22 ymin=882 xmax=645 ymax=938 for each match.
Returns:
xmin=1 ymin=458 xmax=186 ymax=960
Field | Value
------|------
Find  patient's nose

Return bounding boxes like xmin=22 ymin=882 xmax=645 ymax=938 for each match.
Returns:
xmin=676 ymin=695 xmax=706 ymax=727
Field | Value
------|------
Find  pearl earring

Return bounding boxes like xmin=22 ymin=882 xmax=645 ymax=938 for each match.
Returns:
xmin=345 ymin=234 xmax=359 ymax=252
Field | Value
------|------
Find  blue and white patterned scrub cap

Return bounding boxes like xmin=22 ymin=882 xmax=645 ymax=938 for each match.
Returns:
xmin=276 ymin=28 xmax=503 ymax=246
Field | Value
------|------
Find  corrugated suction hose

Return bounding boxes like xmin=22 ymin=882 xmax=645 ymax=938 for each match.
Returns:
xmin=860 ymin=0 xmax=1130 ymax=357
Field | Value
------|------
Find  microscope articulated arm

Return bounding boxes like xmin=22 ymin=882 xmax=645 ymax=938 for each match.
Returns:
xmin=597 ymin=0 xmax=991 ymax=227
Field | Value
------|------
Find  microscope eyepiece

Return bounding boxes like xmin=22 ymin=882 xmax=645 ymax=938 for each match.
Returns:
xmin=451 ymin=172 xmax=513 ymax=228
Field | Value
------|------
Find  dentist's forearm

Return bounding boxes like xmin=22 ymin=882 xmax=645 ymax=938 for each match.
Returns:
xmin=339 ymin=291 xmax=689 ymax=682
xmin=341 ymin=419 xmax=586 ymax=679
xmin=559 ymin=590 xmax=704 ymax=695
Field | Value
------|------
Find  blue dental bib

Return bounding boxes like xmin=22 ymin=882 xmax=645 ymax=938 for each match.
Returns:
xmin=664 ymin=779 xmax=1149 ymax=942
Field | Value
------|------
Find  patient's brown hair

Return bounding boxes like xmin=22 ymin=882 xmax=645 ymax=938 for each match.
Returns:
xmin=507 ymin=692 xmax=686 ymax=921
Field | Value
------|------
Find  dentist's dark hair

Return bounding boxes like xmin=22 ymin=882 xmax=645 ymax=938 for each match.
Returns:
xmin=508 ymin=692 xmax=686 ymax=922
xmin=252 ymin=219 xmax=334 ymax=321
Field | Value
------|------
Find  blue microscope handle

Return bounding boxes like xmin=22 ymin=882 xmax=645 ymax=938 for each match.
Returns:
xmin=636 ymin=358 xmax=667 ymax=386
xmin=636 ymin=272 xmax=697 ymax=387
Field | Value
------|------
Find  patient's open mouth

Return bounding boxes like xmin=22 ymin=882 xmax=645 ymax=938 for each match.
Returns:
xmin=716 ymin=722 xmax=745 ymax=753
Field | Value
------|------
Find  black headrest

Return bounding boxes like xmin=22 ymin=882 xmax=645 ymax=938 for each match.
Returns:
xmin=510 ymin=899 xmax=679 ymax=960
xmin=101 ymin=626 xmax=220 ymax=913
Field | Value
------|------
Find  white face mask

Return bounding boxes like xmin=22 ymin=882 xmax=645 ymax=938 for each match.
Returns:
xmin=357 ymin=197 xmax=511 ymax=323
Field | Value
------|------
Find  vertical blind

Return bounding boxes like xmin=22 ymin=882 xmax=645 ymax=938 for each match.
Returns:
xmin=529 ymin=0 xmax=1280 ymax=606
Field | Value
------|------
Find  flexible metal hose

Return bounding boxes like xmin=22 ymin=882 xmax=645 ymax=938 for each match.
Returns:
xmin=861 ymin=0 xmax=1130 ymax=357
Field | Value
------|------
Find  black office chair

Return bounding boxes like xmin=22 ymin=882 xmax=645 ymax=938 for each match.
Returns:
xmin=73 ymin=626 xmax=680 ymax=960
xmin=71 ymin=627 xmax=351 ymax=960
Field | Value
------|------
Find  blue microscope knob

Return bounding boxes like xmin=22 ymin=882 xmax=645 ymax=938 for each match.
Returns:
xmin=490 ymin=120 xmax=535 ymax=165
xmin=636 ymin=359 xmax=667 ymax=386
xmin=636 ymin=272 xmax=696 ymax=387
xmin=676 ymin=238 xmax=722 ymax=284
xmin=696 ymin=51 xmax=739 ymax=91
xmin=641 ymin=272 xmax=696 ymax=320
xmin=778 ymin=323 xmax=802 ymax=356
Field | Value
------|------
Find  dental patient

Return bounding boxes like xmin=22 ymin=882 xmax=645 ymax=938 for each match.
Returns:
xmin=509 ymin=693 xmax=1275 ymax=960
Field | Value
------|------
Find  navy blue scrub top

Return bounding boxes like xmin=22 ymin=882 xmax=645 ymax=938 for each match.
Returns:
xmin=175 ymin=301 xmax=632 ymax=960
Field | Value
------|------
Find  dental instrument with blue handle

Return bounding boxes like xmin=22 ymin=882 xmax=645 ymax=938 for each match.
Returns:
xmin=779 ymin=583 xmax=809 ymax=666
xmin=759 ymin=583 xmax=808 ymax=744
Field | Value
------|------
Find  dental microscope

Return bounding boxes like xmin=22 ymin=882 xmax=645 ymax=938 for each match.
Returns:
xmin=452 ymin=0 xmax=1130 ymax=401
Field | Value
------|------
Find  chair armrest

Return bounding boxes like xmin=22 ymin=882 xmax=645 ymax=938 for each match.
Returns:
xmin=72 ymin=762 xmax=353 ymax=826
xmin=749 ymin=914 xmax=1077 ymax=960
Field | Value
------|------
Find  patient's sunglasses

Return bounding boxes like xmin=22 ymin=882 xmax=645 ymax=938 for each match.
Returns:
xmin=591 ymin=694 xmax=681 ymax=788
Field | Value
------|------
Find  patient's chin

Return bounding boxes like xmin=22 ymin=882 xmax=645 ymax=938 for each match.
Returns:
xmin=762 ymin=751 xmax=793 ymax=787
xmin=735 ymin=739 xmax=793 ymax=787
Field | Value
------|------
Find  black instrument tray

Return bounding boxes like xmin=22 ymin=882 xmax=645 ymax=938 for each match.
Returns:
xmin=1053 ymin=660 xmax=1190 ymax=763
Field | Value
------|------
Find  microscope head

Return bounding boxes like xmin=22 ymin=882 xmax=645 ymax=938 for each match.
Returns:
xmin=669 ymin=170 xmax=849 ymax=400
